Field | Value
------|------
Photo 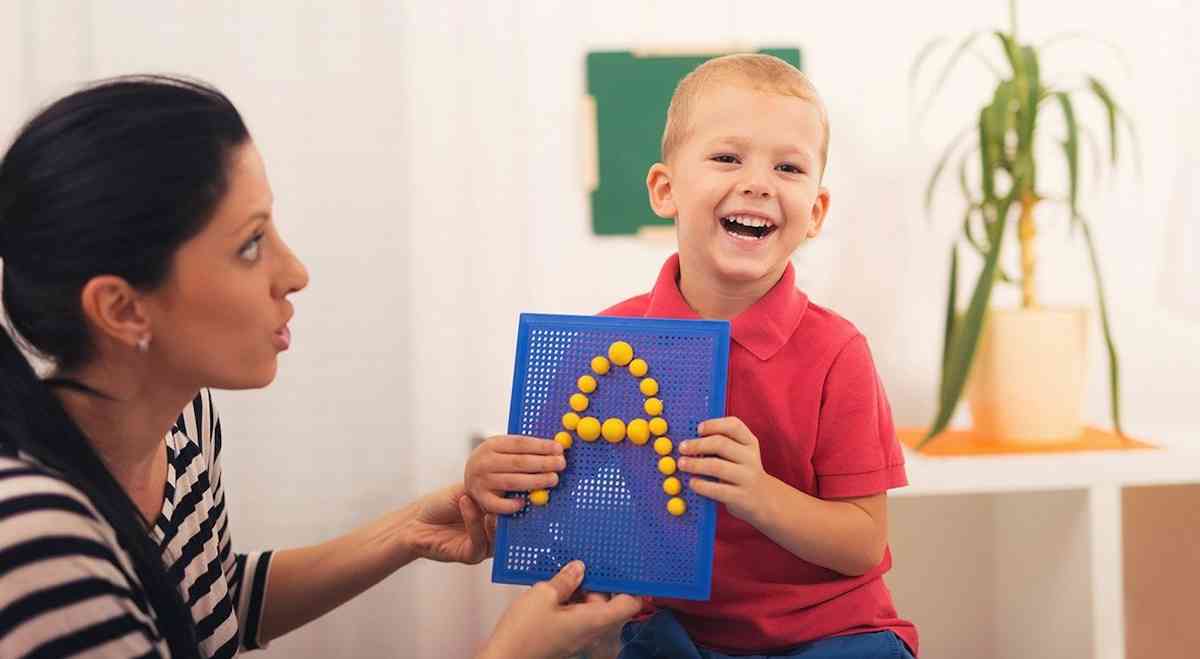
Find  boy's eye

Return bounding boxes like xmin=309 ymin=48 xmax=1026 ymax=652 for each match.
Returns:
xmin=711 ymin=154 xmax=740 ymax=164
xmin=239 ymin=233 xmax=265 ymax=262
xmin=776 ymin=163 xmax=804 ymax=174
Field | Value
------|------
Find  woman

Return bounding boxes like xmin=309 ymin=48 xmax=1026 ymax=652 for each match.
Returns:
xmin=0 ymin=76 xmax=638 ymax=658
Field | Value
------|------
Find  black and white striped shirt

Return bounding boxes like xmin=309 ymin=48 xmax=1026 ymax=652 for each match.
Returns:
xmin=0 ymin=390 xmax=272 ymax=657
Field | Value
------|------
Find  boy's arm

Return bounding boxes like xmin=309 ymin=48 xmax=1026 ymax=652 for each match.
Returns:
xmin=678 ymin=417 xmax=887 ymax=576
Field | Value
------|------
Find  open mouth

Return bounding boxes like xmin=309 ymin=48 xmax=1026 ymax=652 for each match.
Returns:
xmin=720 ymin=214 xmax=777 ymax=240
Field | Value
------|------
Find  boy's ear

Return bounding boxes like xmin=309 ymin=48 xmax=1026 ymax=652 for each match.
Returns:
xmin=806 ymin=187 xmax=832 ymax=238
xmin=79 ymin=275 xmax=152 ymax=352
xmin=646 ymin=163 xmax=677 ymax=219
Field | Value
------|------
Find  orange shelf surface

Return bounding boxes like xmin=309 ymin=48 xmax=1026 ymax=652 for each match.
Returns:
xmin=898 ymin=426 xmax=1157 ymax=457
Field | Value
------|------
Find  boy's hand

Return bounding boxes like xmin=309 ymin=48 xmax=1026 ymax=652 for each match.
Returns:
xmin=677 ymin=416 xmax=775 ymax=524
xmin=465 ymin=435 xmax=566 ymax=514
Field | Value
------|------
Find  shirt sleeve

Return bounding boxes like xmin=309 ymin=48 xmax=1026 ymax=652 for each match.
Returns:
xmin=0 ymin=469 xmax=167 ymax=658
xmin=811 ymin=335 xmax=908 ymax=498
xmin=200 ymin=391 xmax=274 ymax=651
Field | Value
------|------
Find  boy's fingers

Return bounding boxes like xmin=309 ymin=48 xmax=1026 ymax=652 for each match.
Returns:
xmin=688 ymin=476 xmax=736 ymax=502
xmin=678 ymin=436 xmax=743 ymax=461
xmin=677 ymin=456 xmax=738 ymax=482
xmin=698 ymin=417 xmax=755 ymax=445
xmin=476 ymin=453 xmax=565 ymax=475
xmin=493 ymin=436 xmax=563 ymax=456
xmin=481 ymin=492 xmax=526 ymax=515
xmin=492 ymin=472 xmax=560 ymax=492
xmin=506 ymin=453 xmax=566 ymax=473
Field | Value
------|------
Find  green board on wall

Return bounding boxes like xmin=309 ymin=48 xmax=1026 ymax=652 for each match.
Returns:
xmin=585 ymin=48 xmax=802 ymax=236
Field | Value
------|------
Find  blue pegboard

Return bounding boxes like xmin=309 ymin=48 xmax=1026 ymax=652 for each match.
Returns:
xmin=491 ymin=313 xmax=730 ymax=600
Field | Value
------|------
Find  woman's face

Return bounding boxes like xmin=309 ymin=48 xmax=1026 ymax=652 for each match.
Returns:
xmin=143 ymin=142 xmax=308 ymax=390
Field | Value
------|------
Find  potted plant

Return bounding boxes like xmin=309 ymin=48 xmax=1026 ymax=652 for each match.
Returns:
xmin=912 ymin=0 xmax=1137 ymax=447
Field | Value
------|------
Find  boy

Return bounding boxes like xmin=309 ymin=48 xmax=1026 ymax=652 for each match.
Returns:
xmin=467 ymin=54 xmax=916 ymax=658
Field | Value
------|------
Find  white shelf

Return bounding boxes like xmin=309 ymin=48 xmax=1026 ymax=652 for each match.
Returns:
xmin=895 ymin=427 xmax=1200 ymax=497
xmin=887 ymin=425 xmax=1200 ymax=659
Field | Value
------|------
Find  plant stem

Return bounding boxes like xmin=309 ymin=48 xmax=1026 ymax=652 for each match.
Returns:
xmin=1019 ymin=192 xmax=1038 ymax=308
xmin=1010 ymin=0 xmax=1018 ymax=41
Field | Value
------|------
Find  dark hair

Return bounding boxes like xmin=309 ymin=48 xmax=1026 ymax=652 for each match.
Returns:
xmin=0 ymin=75 xmax=250 ymax=657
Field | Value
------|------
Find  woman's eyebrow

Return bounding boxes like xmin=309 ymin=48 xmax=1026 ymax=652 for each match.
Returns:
xmin=230 ymin=211 xmax=270 ymax=236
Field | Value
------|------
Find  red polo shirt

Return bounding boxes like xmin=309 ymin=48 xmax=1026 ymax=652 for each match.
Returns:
xmin=601 ymin=254 xmax=917 ymax=656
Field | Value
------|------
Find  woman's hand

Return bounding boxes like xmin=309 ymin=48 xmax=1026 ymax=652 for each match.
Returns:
xmin=401 ymin=482 xmax=495 ymax=564
xmin=479 ymin=561 xmax=641 ymax=659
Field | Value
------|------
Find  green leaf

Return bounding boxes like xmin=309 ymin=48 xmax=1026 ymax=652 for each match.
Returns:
xmin=1017 ymin=46 xmax=1040 ymax=151
xmin=1076 ymin=120 xmax=1106 ymax=189
xmin=939 ymin=245 xmax=960 ymax=401
xmin=921 ymin=192 xmax=1017 ymax=447
xmin=925 ymin=123 xmax=977 ymax=218
xmin=958 ymin=154 xmax=1009 ymax=282
xmin=968 ymin=48 xmax=1006 ymax=80
xmin=1118 ymin=104 xmax=1144 ymax=180
xmin=957 ymin=147 xmax=974 ymax=201
xmin=1077 ymin=214 xmax=1124 ymax=435
xmin=978 ymin=78 xmax=1016 ymax=203
xmin=1011 ymin=46 xmax=1040 ymax=193
xmin=910 ymin=36 xmax=949 ymax=94
xmin=1054 ymin=92 xmax=1080 ymax=229
xmin=963 ymin=203 xmax=988 ymax=254
xmin=920 ymin=31 xmax=986 ymax=116
xmin=1090 ymin=74 xmax=1144 ymax=178
xmin=988 ymin=79 xmax=1015 ymax=136
xmin=961 ymin=204 xmax=1017 ymax=282
xmin=979 ymin=103 xmax=1000 ymax=201
xmin=1088 ymin=76 xmax=1120 ymax=165
xmin=994 ymin=31 xmax=1019 ymax=74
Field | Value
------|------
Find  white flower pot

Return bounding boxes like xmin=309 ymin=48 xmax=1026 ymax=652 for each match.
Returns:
xmin=966 ymin=307 xmax=1089 ymax=443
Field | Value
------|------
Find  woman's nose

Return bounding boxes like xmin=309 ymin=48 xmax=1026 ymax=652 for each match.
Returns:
xmin=274 ymin=243 xmax=309 ymax=297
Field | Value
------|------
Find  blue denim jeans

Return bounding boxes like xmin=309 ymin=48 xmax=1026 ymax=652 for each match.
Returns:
xmin=619 ymin=609 xmax=915 ymax=659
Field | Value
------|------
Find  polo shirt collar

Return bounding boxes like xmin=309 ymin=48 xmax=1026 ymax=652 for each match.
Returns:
xmin=644 ymin=253 xmax=809 ymax=361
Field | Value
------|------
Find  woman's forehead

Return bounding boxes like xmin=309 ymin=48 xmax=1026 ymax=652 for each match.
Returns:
xmin=209 ymin=143 xmax=273 ymax=231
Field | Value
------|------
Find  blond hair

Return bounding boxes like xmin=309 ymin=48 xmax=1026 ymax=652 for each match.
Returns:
xmin=660 ymin=53 xmax=829 ymax=173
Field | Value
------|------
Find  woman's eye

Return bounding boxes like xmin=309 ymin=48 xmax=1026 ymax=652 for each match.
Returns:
xmin=239 ymin=234 xmax=264 ymax=262
xmin=776 ymin=163 xmax=803 ymax=174
xmin=711 ymin=154 xmax=739 ymax=164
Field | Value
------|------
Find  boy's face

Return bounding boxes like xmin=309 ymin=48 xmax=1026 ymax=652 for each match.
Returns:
xmin=647 ymin=84 xmax=829 ymax=289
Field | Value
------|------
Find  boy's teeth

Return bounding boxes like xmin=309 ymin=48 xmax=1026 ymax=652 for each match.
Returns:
xmin=720 ymin=214 xmax=777 ymax=240
xmin=724 ymin=215 xmax=772 ymax=227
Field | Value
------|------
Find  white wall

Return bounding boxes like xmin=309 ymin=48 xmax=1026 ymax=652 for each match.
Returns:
xmin=4 ymin=1 xmax=1198 ymax=657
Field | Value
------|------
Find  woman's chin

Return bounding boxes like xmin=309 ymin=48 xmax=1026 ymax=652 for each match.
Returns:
xmin=214 ymin=362 xmax=278 ymax=390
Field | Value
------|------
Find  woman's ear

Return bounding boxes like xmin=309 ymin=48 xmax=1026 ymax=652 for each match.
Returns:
xmin=646 ymin=163 xmax=677 ymax=219
xmin=78 ymin=275 xmax=151 ymax=352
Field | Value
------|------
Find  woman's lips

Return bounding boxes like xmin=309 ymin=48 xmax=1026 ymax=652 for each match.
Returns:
xmin=273 ymin=325 xmax=291 ymax=351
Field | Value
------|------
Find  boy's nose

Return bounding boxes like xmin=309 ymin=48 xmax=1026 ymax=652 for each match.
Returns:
xmin=740 ymin=183 xmax=772 ymax=199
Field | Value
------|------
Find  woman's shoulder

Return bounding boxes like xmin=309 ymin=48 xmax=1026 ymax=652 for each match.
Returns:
xmin=0 ymin=451 xmax=140 ymax=599
xmin=0 ymin=454 xmax=163 ymax=654
xmin=0 ymin=451 xmax=117 ymax=547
